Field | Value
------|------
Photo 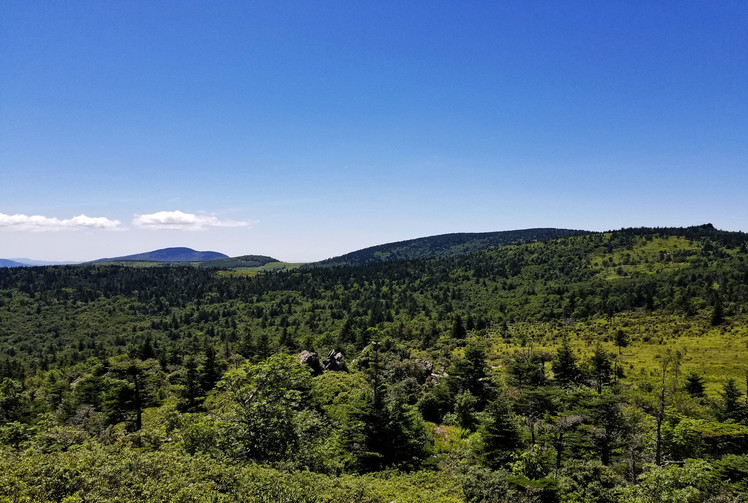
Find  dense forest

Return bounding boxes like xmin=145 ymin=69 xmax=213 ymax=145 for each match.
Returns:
xmin=1 ymin=224 xmax=747 ymax=502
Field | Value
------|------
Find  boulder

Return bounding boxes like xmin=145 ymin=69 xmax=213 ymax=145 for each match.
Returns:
xmin=322 ymin=349 xmax=346 ymax=372
xmin=298 ymin=350 xmax=323 ymax=375
xmin=416 ymin=359 xmax=434 ymax=376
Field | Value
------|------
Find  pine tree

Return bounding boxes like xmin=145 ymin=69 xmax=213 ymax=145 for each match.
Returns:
xmin=201 ymin=344 xmax=220 ymax=392
xmin=718 ymin=378 xmax=746 ymax=422
xmin=449 ymin=344 xmax=489 ymax=404
xmin=711 ymin=290 xmax=725 ymax=326
xmin=278 ymin=327 xmax=294 ymax=350
xmin=139 ymin=336 xmax=155 ymax=360
xmin=256 ymin=332 xmax=271 ymax=359
xmin=338 ymin=317 xmax=355 ymax=345
xmin=480 ymin=389 xmax=521 ymax=468
xmin=711 ymin=299 xmax=725 ymax=326
xmin=238 ymin=328 xmax=255 ymax=359
xmin=451 ymin=314 xmax=467 ymax=339
xmin=684 ymin=372 xmax=705 ymax=398
xmin=615 ymin=329 xmax=629 ymax=356
xmin=179 ymin=356 xmax=202 ymax=412
xmin=591 ymin=342 xmax=613 ymax=393
xmin=552 ymin=337 xmax=580 ymax=385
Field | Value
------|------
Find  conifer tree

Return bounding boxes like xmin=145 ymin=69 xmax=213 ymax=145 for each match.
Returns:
xmin=480 ymin=388 xmax=521 ymax=468
xmin=684 ymin=372 xmax=705 ymax=398
xmin=615 ymin=329 xmax=629 ymax=356
xmin=718 ymin=378 xmax=746 ymax=423
xmin=179 ymin=355 xmax=202 ymax=412
xmin=711 ymin=290 xmax=725 ymax=326
xmin=201 ymin=344 xmax=220 ymax=392
xmin=591 ymin=342 xmax=613 ymax=393
xmin=451 ymin=314 xmax=467 ymax=339
xmin=238 ymin=328 xmax=255 ymax=359
xmin=552 ymin=337 xmax=580 ymax=385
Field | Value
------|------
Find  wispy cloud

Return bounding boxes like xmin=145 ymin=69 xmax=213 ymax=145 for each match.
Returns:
xmin=0 ymin=213 xmax=122 ymax=232
xmin=132 ymin=210 xmax=251 ymax=231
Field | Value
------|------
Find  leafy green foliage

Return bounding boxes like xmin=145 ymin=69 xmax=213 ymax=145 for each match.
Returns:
xmin=207 ymin=354 xmax=319 ymax=463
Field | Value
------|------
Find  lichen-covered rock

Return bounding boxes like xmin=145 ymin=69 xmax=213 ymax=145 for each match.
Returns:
xmin=322 ymin=349 xmax=346 ymax=371
xmin=298 ymin=350 xmax=322 ymax=375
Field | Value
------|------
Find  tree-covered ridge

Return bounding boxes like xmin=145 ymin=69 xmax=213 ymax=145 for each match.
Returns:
xmin=196 ymin=254 xmax=283 ymax=269
xmin=1 ymin=225 xmax=747 ymax=502
xmin=90 ymin=247 xmax=229 ymax=263
xmin=312 ymin=227 xmax=587 ymax=267
xmin=1 ymin=225 xmax=747 ymax=376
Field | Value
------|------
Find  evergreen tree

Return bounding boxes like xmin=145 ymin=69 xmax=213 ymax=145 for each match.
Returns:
xmin=0 ymin=378 xmax=30 ymax=422
xmin=451 ymin=314 xmax=467 ymax=339
xmin=684 ymin=372 xmax=706 ymax=398
xmin=552 ymin=337 xmax=580 ymax=385
xmin=590 ymin=342 xmax=613 ymax=393
xmin=278 ymin=327 xmax=295 ymax=351
xmin=453 ymin=391 xmax=478 ymax=430
xmin=139 ymin=336 xmax=155 ymax=360
xmin=238 ymin=328 xmax=255 ymax=359
xmin=256 ymin=332 xmax=271 ymax=359
xmin=711 ymin=291 xmax=725 ymax=326
xmin=449 ymin=345 xmax=490 ymax=406
xmin=480 ymin=388 xmax=521 ymax=468
xmin=342 ymin=343 xmax=431 ymax=472
xmin=421 ymin=322 xmax=439 ymax=348
xmin=586 ymin=391 xmax=626 ymax=466
xmin=200 ymin=344 xmax=221 ymax=393
xmin=615 ymin=329 xmax=629 ymax=356
xmin=338 ymin=317 xmax=355 ymax=345
xmin=507 ymin=350 xmax=545 ymax=388
xmin=718 ymin=378 xmax=746 ymax=423
xmin=179 ymin=355 xmax=202 ymax=412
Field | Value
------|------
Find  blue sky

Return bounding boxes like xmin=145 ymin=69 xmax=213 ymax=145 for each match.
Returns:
xmin=2 ymin=1 xmax=747 ymax=262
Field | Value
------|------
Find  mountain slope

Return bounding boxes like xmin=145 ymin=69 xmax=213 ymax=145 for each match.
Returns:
xmin=0 ymin=259 xmax=26 ymax=268
xmin=313 ymin=227 xmax=587 ymax=267
xmin=91 ymin=247 xmax=228 ymax=263
xmin=10 ymin=259 xmax=80 ymax=266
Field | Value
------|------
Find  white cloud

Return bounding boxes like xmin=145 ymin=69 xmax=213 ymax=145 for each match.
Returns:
xmin=132 ymin=210 xmax=251 ymax=231
xmin=0 ymin=213 xmax=122 ymax=232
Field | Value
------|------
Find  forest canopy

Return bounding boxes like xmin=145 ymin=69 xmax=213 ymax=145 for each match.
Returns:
xmin=1 ymin=225 xmax=747 ymax=502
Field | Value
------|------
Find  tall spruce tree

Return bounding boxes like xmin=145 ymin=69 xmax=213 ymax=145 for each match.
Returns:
xmin=480 ymin=388 xmax=521 ymax=468
xmin=684 ymin=372 xmax=706 ymax=398
xmin=552 ymin=337 xmax=580 ymax=385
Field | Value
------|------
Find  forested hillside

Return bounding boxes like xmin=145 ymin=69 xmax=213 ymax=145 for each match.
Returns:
xmin=313 ymin=228 xmax=585 ymax=267
xmin=1 ymin=225 xmax=747 ymax=502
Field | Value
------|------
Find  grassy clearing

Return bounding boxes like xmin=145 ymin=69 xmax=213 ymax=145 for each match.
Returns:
xmin=483 ymin=312 xmax=748 ymax=396
xmin=590 ymin=236 xmax=701 ymax=280
xmin=217 ymin=262 xmax=306 ymax=277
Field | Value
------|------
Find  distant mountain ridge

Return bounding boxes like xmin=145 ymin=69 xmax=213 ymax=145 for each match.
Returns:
xmin=90 ymin=247 xmax=229 ymax=263
xmin=313 ymin=228 xmax=588 ymax=267
xmin=0 ymin=259 xmax=27 ymax=268
xmin=0 ymin=258 xmax=80 ymax=267
xmin=6 ymin=228 xmax=588 ymax=268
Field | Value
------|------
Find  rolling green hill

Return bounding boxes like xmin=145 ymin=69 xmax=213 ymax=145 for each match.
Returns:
xmin=195 ymin=254 xmax=281 ymax=269
xmin=312 ymin=227 xmax=587 ymax=267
